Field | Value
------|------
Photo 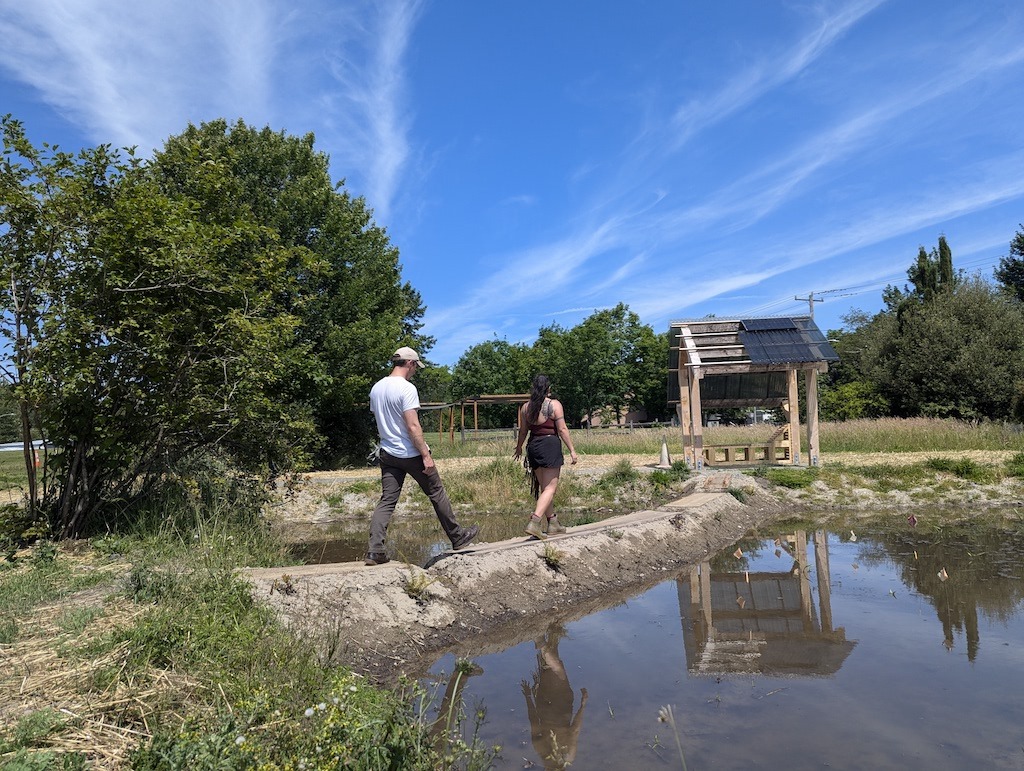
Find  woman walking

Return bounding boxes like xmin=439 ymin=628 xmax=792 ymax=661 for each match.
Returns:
xmin=514 ymin=374 xmax=578 ymax=539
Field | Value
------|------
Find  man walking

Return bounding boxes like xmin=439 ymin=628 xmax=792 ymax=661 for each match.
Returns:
xmin=365 ymin=347 xmax=479 ymax=565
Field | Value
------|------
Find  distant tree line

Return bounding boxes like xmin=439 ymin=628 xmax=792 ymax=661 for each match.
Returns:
xmin=822 ymin=232 xmax=1024 ymax=423
xmin=442 ymin=303 xmax=670 ymax=430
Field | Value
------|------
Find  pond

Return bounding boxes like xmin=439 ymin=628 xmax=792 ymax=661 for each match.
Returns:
xmin=419 ymin=514 xmax=1024 ymax=770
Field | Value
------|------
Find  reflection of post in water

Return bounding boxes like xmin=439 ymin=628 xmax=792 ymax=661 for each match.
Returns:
xmin=522 ymin=623 xmax=588 ymax=770
xmin=679 ymin=530 xmax=855 ymax=675
xmin=430 ymin=659 xmax=483 ymax=758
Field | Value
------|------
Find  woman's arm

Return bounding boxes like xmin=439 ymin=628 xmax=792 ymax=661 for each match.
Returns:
xmin=551 ymin=400 xmax=578 ymax=464
xmin=513 ymin=403 xmax=529 ymax=459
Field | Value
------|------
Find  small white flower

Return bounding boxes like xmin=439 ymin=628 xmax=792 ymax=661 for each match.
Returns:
xmin=349 ymin=685 xmax=357 ymax=692
xmin=235 ymin=735 xmax=246 ymax=746
xmin=318 ymin=702 xmax=326 ymax=711
xmin=332 ymin=696 xmax=340 ymax=705
xmin=304 ymin=707 xmax=314 ymax=717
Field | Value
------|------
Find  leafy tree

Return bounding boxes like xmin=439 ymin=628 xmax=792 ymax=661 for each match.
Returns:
xmin=873 ymin=277 xmax=1024 ymax=419
xmin=151 ymin=120 xmax=429 ymax=466
xmin=883 ymin=235 xmax=959 ymax=317
xmin=2 ymin=116 xmax=431 ymax=536
xmin=533 ymin=304 xmax=665 ymax=425
xmin=995 ymin=225 xmax=1024 ymax=303
xmin=28 ymin=139 xmax=307 ymax=536
xmin=818 ymin=316 xmax=891 ymax=420
xmin=450 ymin=339 xmax=534 ymax=427
xmin=1 ymin=115 xmax=109 ymax=517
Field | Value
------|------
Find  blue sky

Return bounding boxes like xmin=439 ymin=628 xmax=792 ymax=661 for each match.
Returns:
xmin=2 ymin=1 xmax=1023 ymax=365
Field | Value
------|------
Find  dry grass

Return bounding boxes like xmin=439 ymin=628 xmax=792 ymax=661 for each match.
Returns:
xmin=1 ymin=598 xmax=163 ymax=768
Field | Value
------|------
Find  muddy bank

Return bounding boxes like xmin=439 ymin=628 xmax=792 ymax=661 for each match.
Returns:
xmin=244 ymin=471 xmax=786 ymax=683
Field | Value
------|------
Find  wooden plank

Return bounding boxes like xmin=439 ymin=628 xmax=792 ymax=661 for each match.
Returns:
xmin=680 ymin=327 xmax=702 ymax=366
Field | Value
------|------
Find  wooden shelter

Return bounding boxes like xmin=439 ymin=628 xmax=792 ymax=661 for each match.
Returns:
xmin=668 ymin=316 xmax=839 ymax=469
xmin=422 ymin=394 xmax=530 ymax=444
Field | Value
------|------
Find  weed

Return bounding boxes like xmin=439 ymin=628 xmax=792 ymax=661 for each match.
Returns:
xmin=56 ymin=606 xmax=103 ymax=636
xmin=1005 ymin=451 xmax=1024 ymax=478
xmin=607 ymin=529 xmax=624 ymax=540
xmin=0 ymin=613 xmax=16 ymax=643
xmin=925 ymin=456 xmax=998 ymax=483
xmin=403 ymin=569 xmax=437 ymax=605
xmin=0 ymin=708 xmax=68 ymax=754
xmin=592 ymin=458 xmax=641 ymax=499
xmin=727 ymin=487 xmax=748 ymax=503
xmin=657 ymin=704 xmax=688 ymax=771
xmin=542 ymin=543 xmax=566 ymax=572
xmin=761 ymin=467 xmax=819 ymax=489
xmin=270 ymin=574 xmax=298 ymax=596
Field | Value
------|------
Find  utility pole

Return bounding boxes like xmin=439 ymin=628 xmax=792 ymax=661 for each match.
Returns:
xmin=795 ymin=291 xmax=823 ymax=319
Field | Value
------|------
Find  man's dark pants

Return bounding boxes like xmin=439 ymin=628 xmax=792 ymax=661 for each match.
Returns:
xmin=368 ymin=450 xmax=463 ymax=555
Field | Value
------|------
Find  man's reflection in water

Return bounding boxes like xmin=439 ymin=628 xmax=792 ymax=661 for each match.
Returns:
xmin=522 ymin=623 xmax=588 ymax=769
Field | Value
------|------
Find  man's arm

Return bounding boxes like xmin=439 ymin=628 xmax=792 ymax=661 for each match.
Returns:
xmin=403 ymin=408 xmax=436 ymax=469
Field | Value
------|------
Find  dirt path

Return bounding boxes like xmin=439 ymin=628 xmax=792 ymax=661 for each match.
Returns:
xmin=244 ymin=470 xmax=784 ymax=683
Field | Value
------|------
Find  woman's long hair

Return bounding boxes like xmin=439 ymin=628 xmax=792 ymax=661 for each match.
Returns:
xmin=526 ymin=375 xmax=551 ymax=425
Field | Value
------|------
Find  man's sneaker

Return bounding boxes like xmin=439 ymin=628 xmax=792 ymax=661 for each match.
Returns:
xmin=525 ymin=518 xmax=546 ymax=539
xmin=451 ymin=525 xmax=479 ymax=551
xmin=546 ymin=517 xmax=567 ymax=535
xmin=364 ymin=553 xmax=390 ymax=566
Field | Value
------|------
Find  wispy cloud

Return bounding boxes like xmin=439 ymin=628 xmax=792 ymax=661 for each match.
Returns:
xmin=669 ymin=0 xmax=886 ymax=148
xmin=0 ymin=0 xmax=283 ymax=150
xmin=0 ymin=0 xmax=420 ymax=219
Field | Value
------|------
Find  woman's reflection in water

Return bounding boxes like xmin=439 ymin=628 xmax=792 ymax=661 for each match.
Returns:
xmin=522 ymin=623 xmax=588 ymax=769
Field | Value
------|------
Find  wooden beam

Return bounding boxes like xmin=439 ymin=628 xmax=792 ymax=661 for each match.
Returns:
xmin=680 ymin=328 xmax=702 ymax=367
xmin=787 ymin=368 xmax=801 ymax=465
xmin=678 ymin=349 xmax=693 ymax=467
xmin=805 ymin=368 xmax=820 ymax=466
xmin=688 ymin=366 xmax=704 ymax=470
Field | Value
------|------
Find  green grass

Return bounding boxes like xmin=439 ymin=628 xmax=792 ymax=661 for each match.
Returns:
xmin=0 ymin=487 xmax=496 ymax=768
xmin=752 ymin=466 xmax=819 ymax=489
xmin=1005 ymin=452 xmax=1024 ymax=478
xmin=0 ymin=451 xmax=31 ymax=490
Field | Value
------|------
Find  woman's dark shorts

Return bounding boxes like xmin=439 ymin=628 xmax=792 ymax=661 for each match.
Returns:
xmin=527 ymin=435 xmax=564 ymax=469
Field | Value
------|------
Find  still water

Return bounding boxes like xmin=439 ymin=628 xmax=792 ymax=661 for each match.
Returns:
xmin=422 ymin=517 xmax=1024 ymax=770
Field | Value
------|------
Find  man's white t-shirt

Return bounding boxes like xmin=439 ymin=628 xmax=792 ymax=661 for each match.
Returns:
xmin=369 ymin=375 xmax=421 ymax=458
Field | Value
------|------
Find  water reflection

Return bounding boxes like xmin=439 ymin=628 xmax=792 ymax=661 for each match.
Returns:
xmin=860 ymin=524 xmax=1024 ymax=660
xmin=521 ymin=623 xmax=588 ymax=770
xmin=422 ymin=517 xmax=1024 ymax=769
xmin=681 ymin=529 xmax=856 ymax=676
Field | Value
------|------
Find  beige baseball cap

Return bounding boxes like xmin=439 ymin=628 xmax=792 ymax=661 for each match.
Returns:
xmin=391 ymin=346 xmax=425 ymax=368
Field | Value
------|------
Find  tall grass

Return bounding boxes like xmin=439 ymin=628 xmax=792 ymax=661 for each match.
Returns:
xmin=818 ymin=417 xmax=1024 ymax=453
xmin=428 ymin=418 xmax=1024 ymax=461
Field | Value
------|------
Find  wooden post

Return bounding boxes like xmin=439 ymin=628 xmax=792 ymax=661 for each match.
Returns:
xmin=794 ymin=531 xmax=813 ymax=633
xmin=814 ymin=530 xmax=834 ymax=634
xmin=473 ymin=401 xmax=479 ymax=431
xmin=688 ymin=368 xmax=704 ymax=471
xmin=787 ymin=368 xmax=801 ymax=465
xmin=805 ymin=367 xmax=820 ymax=467
xmin=678 ymin=363 xmax=693 ymax=467
xmin=449 ymin=406 xmax=455 ymax=444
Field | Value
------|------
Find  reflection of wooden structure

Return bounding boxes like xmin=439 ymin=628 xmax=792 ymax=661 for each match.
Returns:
xmin=668 ymin=316 xmax=839 ymax=469
xmin=678 ymin=530 xmax=855 ymax=676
